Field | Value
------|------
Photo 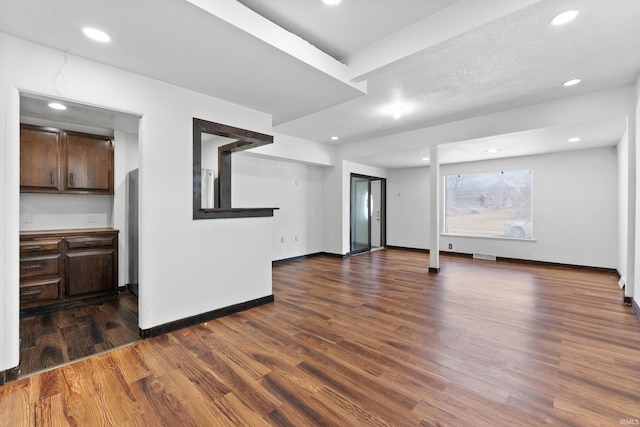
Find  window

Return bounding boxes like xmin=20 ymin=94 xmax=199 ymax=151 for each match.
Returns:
xmin=192 ymin=118 xmax=277 ymax=219
xmin=444 ymin=169 xmax=532 ymax=239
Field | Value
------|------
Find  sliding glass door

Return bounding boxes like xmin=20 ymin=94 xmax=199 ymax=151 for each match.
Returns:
xmin=351 ymin=176 xmax=371 ymax=253
xmin=350 ymin=174 xmax=386 ymax=255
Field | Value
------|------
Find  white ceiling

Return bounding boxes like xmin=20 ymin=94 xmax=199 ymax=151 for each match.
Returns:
xmin=2 ymin=0 xmax=638 ymax=169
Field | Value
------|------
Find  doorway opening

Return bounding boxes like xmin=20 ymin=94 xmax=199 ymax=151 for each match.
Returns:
xmin=350 ymin=174 xmax=386 ymax=255
xmin=18 ymin=93 xmax=141 ymax=377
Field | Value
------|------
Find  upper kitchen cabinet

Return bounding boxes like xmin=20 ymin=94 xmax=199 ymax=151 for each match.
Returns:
xmin=20 ymin=124 xmax=114 ymax=195
xmin=20 ymin=125 xmax=63 ymax=192
xmin=65 ymin=132 xmax=113 ymax=193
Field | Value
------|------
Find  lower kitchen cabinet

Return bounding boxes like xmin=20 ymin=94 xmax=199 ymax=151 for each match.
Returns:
xmin=20 ymin=228 xmax=119 ymax=312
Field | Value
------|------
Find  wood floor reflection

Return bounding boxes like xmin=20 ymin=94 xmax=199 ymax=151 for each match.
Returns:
xmin=19 ymin=292 xmax=139 ymax=377
xmin=2 ymin=249 xmax=640 ymax=426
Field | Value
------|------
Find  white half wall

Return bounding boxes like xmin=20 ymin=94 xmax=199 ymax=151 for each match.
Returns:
xmin=387 ymin=147 xmax=618 ymax=268
xmin=0 ymin=33 xmax=275 ymax=371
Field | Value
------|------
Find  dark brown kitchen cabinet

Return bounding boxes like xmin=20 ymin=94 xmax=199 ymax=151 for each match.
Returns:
xmin=65 ymin=132 xmax=113 ymax=193
xmin=20 ymin=124 xmax=114 ymax=195
xmin=20 ymin=229 xmax=119 ymax=312
xmin=65 ymin=234 xmax=117 ymax=297
xmin=19 ymin=126 xmax=63 ymax=192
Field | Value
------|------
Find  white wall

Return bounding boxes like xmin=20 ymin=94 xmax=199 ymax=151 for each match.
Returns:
xmin=20 ymin=194 xmax=113 ymax=230
xmin=618 ymin=129 xmax=629 ymax=287
xmin=0 ymin=33 xmax=276 ymax=372
xmin=387 ymin=167 xmax=430 ymax=249
xmin=0 ymin=84 xmax=20 ymax=376
xmin=113 ymin=130 xmax=139 ymax=289
xmin=387 ymin=147 xmax=618 ymax=268
xmin=233 ymin=154 xmax=324 ymax=260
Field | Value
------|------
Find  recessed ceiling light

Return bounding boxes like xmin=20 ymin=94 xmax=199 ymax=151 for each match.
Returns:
xmin=392 ymin=106 xmax=403 ymax=120
xmin=330 ymin=136 xmax=339 ymax=141
xmin=568 ymin=137 xmax=581 ymax=142
xmin=48 ymin=102 xmax=67 ymax=110
xmin=487 ymin=148 xmax=499 ymax=153
xmin=551 ymin=10 xmax=579 ymax=26
xmin=82 ymin=27 xmax=111 ymax=43
xmin=563 ymin=78 xmax=582 ymax=87
xmin=422 ymin=157 xmax=430 ymax=161
xmin=322 ymin=0 xmax=341 ymax=5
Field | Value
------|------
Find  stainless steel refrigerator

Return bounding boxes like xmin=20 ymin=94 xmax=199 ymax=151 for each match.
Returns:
xmin=126 ymin=169 xmax=139 ymax=296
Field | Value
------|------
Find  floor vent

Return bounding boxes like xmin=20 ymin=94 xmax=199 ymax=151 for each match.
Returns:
xmin=473 ymin=253 xmax=497 ymax=261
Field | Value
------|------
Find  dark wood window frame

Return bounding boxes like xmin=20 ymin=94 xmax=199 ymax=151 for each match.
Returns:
xmin=193 ymin=118 xmax=277 ymax=219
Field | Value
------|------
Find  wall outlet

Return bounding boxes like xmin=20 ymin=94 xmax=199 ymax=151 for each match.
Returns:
xmin=88 ymin=214 xmax=96 ymax=223
xmin=448 ymin=243 xmax=453 ymax=250
xmin=280 ymin=236 xmax=284 ymax=243
xmin=23 ymin=213 xmax=33 ymax=224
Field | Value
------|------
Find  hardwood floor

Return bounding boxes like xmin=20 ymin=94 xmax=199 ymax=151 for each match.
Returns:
xmin=2 ymin=249 xmax=640 ymax=426
xmin=18 ymin=292 xmax=140 ymax=377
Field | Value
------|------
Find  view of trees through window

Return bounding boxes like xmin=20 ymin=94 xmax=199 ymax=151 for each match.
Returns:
xmin=444 ymin=169 xmax=533 ymax=239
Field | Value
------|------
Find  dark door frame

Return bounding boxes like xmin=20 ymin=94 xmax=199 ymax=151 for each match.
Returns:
xmin=349 ymin=173 xmax=386 ymax=255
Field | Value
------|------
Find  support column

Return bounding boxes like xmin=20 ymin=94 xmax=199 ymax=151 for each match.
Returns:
xmin=429 ymin=145 xmax=440 ymax=273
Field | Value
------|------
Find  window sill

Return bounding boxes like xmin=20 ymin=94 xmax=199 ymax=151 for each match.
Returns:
xmin=194 ymin=207 xmax=278 ymax=220
xmin=442 ymin=233 xmax=537 ymax=242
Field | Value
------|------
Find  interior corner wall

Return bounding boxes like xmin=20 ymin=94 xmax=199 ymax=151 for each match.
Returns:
xmin=0 ymin=33 xmax=275 ymax=371
xmin=320 ymin=160 xmax=389 ymax=256
xmin=386 ymin=147 xmax=618 ymax=268
xmin=113 ymin=130 xmax=140 ymax=289
xmin=322 ymin=161 xmax=344 ymax=255
xmin=232 ymin=154 xmax=324 ymax=261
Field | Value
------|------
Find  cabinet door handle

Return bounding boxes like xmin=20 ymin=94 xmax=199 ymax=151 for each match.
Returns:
xmin=23 ymin=264 xmax=43 ymax=270
xmin=83 ymin=241 xmax=101 ymax=246
xmin=69 ymin=172 xmax=74 ymax=187
xmin=23 ymin=245 xmax=42 ymax=251
xmin=22 ymin=289 xmax=42 ymax=296
xmin=50 ymin=172 xmax=54 ymax=185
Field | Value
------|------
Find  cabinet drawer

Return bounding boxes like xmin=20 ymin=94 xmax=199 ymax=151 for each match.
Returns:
xmin=20 ymin=238 xmax=62 ymax=255
xmin=20 ymin=255 xmax=61 ymax=279
xmin=20 ymin=279 xmax=60 ymax=304
xmin=66 ymin=236 xmax=116 ymax=250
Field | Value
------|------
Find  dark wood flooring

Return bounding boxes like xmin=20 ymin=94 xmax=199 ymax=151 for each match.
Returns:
xmin=18 ymin=292 xmax=139 ymax=377
xmin=2 ymin=249 xmax=640 ymax=426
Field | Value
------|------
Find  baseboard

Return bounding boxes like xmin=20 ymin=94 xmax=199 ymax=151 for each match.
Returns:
xmin=273 ymin=252 xmax=348 ymax=264
xmin=139 ymin=294 xmax=275 ymax=339
xmin=319 ymin=252 xmax=349 ymax=259
xmin=633 ymin=299 xmax=640 ymax=320
xmin=20 ymin=294 xmax=117 ymax=317
xmin=498 ymin=256 xmax=618 ymax=274
xmin=0 ymin=366 xmax=20 ymax=385
xmin=386 ymin=245 xmax=430 ymax=254
xmin=393 ymin=248 xmax=617 ymax=274
xmin=273 ymin=254 xmax=314 ymax=265
xmin=126 ymin=283 xmax=139 ymax=296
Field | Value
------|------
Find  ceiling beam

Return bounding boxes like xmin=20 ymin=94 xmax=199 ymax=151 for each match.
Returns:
xmin=346 ymin=0 xmax=543 ymax=82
